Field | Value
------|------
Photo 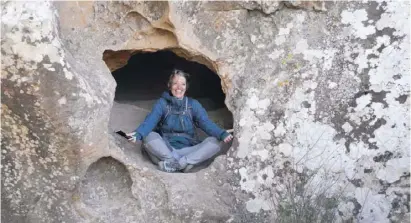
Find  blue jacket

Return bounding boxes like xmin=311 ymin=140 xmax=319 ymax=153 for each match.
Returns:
xmin=134 ymin=91 xmax=229 ymax=149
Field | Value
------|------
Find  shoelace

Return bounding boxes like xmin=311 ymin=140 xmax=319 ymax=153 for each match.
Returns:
xmin=163 ymin=161 xmax=180 ymax=172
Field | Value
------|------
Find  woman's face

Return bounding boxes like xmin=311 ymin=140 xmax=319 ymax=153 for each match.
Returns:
xmin=170 ymin=75 xmax=186 ymax=99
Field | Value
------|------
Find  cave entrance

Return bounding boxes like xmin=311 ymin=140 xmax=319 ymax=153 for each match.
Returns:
xmin=104 ymin=49 xmax=233 ymax=169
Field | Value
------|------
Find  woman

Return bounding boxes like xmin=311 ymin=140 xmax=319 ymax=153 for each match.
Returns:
xmin=127 ymin=69 xmax=233 ymax=173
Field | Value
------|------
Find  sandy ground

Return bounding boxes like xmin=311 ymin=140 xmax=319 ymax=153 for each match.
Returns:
xmin=109 ymin=101 xmax=151 ymax=134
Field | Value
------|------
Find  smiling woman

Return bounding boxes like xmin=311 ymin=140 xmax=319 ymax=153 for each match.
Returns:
xmin=168 ymin=69 xmax=189 ymax=99
xmin=127 ymin=69 xmax=234 ymax=173
xmin=106 ymin=50 xmax=234 ymax=173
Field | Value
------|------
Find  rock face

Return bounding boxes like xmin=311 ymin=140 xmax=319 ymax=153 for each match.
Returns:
xmin=1 ymin=1 xmax=409 ymax=223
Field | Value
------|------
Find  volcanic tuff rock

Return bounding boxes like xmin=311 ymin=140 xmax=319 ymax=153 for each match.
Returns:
xmin=1 ymin=1 xmax=409 ymax=222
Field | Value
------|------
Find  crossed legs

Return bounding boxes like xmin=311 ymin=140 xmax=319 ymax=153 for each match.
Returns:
xmin=142 ymin=132 xmax=221 ymax=170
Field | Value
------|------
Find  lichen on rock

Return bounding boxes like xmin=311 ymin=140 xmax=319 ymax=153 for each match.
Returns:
xmin=1 ymin=1 xmax=409 ymax=222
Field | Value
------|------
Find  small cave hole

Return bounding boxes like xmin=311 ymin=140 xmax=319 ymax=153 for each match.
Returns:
xmin=78 ymin=157 xmax=140 ymax=221
xmin=104 ymin=49 xmax=234 ymax=171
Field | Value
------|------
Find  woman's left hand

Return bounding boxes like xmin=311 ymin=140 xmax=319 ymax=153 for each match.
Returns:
xmin=223 ymin=134 xmax=233 ymax=143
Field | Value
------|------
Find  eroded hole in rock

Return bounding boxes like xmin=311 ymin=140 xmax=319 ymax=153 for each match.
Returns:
xmin=105 ymin=50 xmax=234 ymax=170
xmin=79 ymin=157 xmax=140 ymax=221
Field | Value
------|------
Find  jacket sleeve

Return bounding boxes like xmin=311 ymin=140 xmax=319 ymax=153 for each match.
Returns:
xmin=134 ymin=99 xmax=164 ymax=140
xmin=192 ymin=99 xmax=229 ymax=141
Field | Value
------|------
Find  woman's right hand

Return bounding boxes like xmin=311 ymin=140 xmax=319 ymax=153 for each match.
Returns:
xmin=126 ymin=132 xmax=137 ymax=143
xmin=223 ymin=134 xmax=233 ymax=143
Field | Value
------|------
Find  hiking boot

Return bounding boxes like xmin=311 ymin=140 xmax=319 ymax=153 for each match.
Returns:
xmin=158 ymin=160 xmax=181 ymax=173
xmin=183 ymin=164 xmax=194 ymax=173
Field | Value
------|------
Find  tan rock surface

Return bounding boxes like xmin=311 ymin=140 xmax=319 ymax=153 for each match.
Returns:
xmin=2 ymin=1 xmax=409 ymax=222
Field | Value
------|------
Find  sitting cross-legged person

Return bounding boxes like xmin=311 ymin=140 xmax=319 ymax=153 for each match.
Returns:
xmin=127 ymin=69 xmax=233 ymax=173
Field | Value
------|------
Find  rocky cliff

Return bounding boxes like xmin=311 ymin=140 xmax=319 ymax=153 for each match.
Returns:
xmin=1 ymin=1 xmax=409 ymax=222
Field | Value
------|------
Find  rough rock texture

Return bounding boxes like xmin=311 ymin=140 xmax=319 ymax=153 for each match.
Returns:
xmin=103 ymin=50 xmax=137 ymax=72
xmin=1 ymin=1 xmax=409 ymax=223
